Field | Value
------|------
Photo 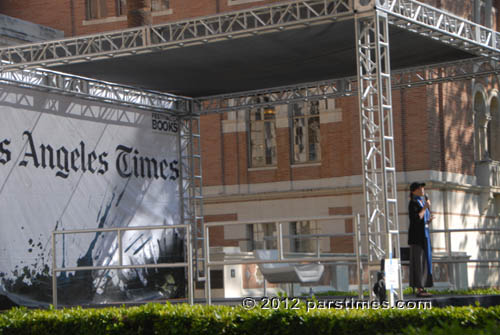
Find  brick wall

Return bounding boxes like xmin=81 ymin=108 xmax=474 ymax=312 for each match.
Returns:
xmin=0 ymin=0 xmax=285 ymax=37
xmin=2 ymin=0 xmax=495 ymax=37
xmin=328 ymin=206 xmax=353 ymax=253
xmin=200 ymin=82 xmax=478 ymax=188
xmin=0 ymin=0 xmax=73 ymax=35
xmin=204 ymin=213 xmax=239 ymax=247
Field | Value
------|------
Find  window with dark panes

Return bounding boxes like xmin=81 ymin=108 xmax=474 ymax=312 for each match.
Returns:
xmin=253 ymin=223 xmax=277 ymax=249
xmin=291 ymin=101 xmax=320 ymax=164
xmin=249 ymin=99 xmax=277 ymax=167
xmin=116 ymin=0 xmax=127 ymax=16
xmin=87 ymin=0 xmax=108 ymax=19
xmin=152 ymin=0 xmax=170 ymax=11
xmin=473 ymin=0 xmax=494 ymax=27
xmin=116 ymin=0 xmax=169 ymax=16
xmin=289 ymin=221 xmax=319 ymax=253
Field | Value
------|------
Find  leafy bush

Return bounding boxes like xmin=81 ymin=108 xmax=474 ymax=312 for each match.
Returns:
xmin=313 ymin=287 xmax=500 ymax=297
xmin=1 ymin=303 xmax=500 ymax=335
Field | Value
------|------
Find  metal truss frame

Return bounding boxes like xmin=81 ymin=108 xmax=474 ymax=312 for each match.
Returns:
xmin=0 ymin=0 xmax=499 ymax=72
xmin=382 ymin=0 xmax=500 ymax=60
xmin=195 ymin=57 xmax=500 ymax=113
xmin=177 ymin=108 xmax=206 ymax=292
xmin=0 ymin=66 xmax=191 ymax=113
xmin=355 ymin=9 xmax=403 ymax=303
xmin=0 ymin=0 xmax=353 ymax=71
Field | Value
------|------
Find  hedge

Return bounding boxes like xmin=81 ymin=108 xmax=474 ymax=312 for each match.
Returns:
xmin=1 ymin=303 xmax=500 ymax=335
xmin=315 ymin=287 xmax=500 ymax=297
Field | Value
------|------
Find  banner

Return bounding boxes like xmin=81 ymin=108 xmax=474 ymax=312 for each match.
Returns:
xmin=0 ymin=84 xmax=184 ymax=306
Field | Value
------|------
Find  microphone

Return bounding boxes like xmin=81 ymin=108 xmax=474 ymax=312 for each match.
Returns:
xmin=425 ymin=194 xmax=431 ymax=211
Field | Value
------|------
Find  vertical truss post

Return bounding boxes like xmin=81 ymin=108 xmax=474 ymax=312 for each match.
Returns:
xmin=355 ymin=8 xmax=403 ymax=302
xmin=178 ymin=102 xmax=205 ymax=302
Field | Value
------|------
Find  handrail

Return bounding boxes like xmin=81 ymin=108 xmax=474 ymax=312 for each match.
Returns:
xmin=51 ymin=224 xmax=193 ymax=308
xmin=204 ymin=214 xmax=362 ymax=304
xmin=204 ymin=215 xmax=500 ymax=303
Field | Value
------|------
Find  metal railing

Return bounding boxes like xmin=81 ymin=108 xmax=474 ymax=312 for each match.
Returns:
xmin=203 ymin=214 xmax=363 ymax=304
xmin=51 ymin=224 xmax=193 ymax=308
xmin=203 ymin=215 xmax=500 ymax=303
xmin=429 ymin=226 xmax=500 ymax=264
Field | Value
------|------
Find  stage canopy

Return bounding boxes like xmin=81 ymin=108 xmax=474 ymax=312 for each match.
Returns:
xmin=0 ymin=0 xmax=498 ymax=98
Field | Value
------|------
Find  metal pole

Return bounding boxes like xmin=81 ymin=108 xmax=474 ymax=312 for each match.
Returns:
xmin=354 ymin=214 xmax=363 ymax=299
xmin=277 ymin=222 xmax=283 ymax=260
xmin=52 ymin=231 xmax=57 ymax=309
xmin=187 ymin=225 xmax=194 ymax=305
xmin=205 ymin=225 xmax=211 ymax=304
xmin=118 ymin=230 xmax=123 ymax=266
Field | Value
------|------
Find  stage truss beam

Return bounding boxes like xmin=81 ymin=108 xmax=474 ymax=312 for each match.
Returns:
xmin=355 ymin=9 xmax=403 ymax=302
xmin=0 ymin=0 xmax=499 ymax=72
xmin=0 ymin=67 xmax=191 ymax=114
xmin=195 ymin=57 xmax=500 ymax=114
xmin=177 ymin=111 xmax=206 ymax=287
xmin=0 ymin=0 xmax=353 ymax=72
xmin=382 ymin=0 xmax=500 ymax=59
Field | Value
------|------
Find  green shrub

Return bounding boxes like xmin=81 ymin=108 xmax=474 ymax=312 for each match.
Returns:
xmin=1 ymin=303 xmax=500 ymax=335
xmin=313 ymin=287 xmax=500 ymax=297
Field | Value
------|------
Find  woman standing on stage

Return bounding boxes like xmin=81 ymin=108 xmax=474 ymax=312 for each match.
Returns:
xmin=408 ymin=182 xmax=434 ymax=297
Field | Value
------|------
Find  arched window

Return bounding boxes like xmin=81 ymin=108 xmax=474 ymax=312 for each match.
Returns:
xmin=474 ymin=89 xmax=489 ymax=161
xmin=490 ymin=95 xmax=500 ymax=161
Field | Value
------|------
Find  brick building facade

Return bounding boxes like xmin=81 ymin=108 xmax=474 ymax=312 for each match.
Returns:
xmin=1 ymin=0 xmax=500 ymax=296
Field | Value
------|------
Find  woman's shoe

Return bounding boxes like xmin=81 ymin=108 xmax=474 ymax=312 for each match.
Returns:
xmin=416 ymin=290 xmax=432 ymax=297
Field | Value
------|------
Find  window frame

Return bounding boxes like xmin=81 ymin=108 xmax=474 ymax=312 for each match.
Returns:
xmin=116 ymin=0 xmax=126 ymax=16
xmin=488 ymin=94 xmax=499 ymax=161
xmin=473 ymin=0 xmax=494 ymax=28
xmin=228 ymin=0 xmax=264 ymax=6
xmin=289 ymin=221 xmax=319 ymax=253
xmin=114 ymin=0 xmax=170 ymax=16
xmin=152 ymin=0 xmax=170 ymax=12
xmin=86 ymin=0 xmax=108 ymax=20
xmin=289 ymin=101 xmax=321 ymax=165
xmin=248 ymin=99 xmax=277 ymax=168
